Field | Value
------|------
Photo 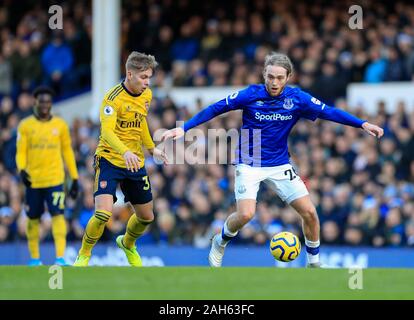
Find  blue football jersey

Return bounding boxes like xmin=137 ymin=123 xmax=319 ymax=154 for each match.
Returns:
xmin=226 ymin=84 xmax=324 ymax=167
xmin=183 ymin=84 xmax=364 ymax=167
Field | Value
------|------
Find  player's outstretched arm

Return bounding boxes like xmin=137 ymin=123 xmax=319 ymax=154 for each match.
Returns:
xmin=162 ymin=91 xmax=247 ymax=141
xmin=318 ymin=106 xmax=383 ymax=138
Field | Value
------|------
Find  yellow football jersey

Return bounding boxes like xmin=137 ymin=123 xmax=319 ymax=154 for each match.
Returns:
xmin=95 ymin=82 xmax=155 ymax=169
xmin=16 ymin=115 xmax=79 ymax=188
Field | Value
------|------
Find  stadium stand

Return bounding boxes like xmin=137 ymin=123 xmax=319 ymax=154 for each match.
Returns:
xmin=0 ymin=0 xmax=413 ymax=248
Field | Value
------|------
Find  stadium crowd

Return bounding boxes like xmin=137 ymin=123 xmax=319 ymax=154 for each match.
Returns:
xmin=0 ymin=0 xmax=414 ymax=247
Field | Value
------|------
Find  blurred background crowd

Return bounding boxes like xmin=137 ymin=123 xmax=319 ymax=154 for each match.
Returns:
xmin=0 ymin=0 xmax=413 ymax=248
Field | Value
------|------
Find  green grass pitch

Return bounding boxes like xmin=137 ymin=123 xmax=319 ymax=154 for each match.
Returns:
xmin=0 ymin=267 xmax=413 ymax=300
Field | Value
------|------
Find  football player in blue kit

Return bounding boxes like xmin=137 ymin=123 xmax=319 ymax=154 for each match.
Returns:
xmin=162 ymin=52 xmax=383 ymax=267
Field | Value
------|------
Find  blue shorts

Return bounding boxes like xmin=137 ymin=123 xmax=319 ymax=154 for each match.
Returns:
xmin=93 ymin=155 xmax=153 ymax=205
xmin=25 ymin=184 xmax=65 ymax=219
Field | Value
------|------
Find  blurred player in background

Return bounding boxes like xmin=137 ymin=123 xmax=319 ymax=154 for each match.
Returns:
xmin=162 ymin=52 xmax=384 ymax=268
xmin=16 ymin=86 xmax=79 ymax=266
xmin=74 ymin=52 xmax=168 ymax=267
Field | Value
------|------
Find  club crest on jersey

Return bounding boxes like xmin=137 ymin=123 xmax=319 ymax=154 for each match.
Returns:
xmin=145 ymin=101 xmax=149 ymax=111
xmin=283 ymin=98 xmax=294 ymax=110
xmin=256 ymin=100 xmax=264 ymax=106
xmin=229 ymin=92 xmax=239 ymax=99
xmin=238 ymin=185 xmax=246 ymax=194
xmin=52 ymin=128 xmax=58 ymax=136
xmin=104 ymin=105 xmax=114 ymax=115
xmin=100 ymin=181 xmax=107 ymax=189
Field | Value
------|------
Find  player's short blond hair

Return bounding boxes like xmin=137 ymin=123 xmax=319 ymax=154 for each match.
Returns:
xmin=126 ymin=51 xmax=158 ymax=72
xmin=264 ymin=52 xmax=293 ymax=76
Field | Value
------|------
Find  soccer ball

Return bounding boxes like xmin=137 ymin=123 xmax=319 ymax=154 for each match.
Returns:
xmin=270 ymin=231 xmax=301 ymax=262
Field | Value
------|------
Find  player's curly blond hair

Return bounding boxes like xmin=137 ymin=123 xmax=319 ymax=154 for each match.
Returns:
xmin=264 ymin=52 xmax=293 ymax=76
xmin=126 ymin=51 xmax=158 ymax=72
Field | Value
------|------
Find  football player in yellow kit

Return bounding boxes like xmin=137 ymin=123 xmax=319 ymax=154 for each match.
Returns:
xmin=16 ymin=86 xmax=79 ymax=266
xmin=74 ymin=52 xmax=168 ymax=266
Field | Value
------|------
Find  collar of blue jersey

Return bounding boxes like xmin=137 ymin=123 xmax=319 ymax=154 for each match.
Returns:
xmin=121 ymin=80 xmax=142 ymax=97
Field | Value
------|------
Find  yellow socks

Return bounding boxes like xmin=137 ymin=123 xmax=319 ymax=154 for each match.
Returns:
xmin=79 ymin=209 xmax=112 ymax=256
xmin=123 ymin=214 xmax=153 ymax=249
xmin=52 ymin=215 xmax=67 ymax=258
xmin=26 ymin=218 xmax=40 ymax=259
xmin=78 ymin=209 xmax=152 ymax=255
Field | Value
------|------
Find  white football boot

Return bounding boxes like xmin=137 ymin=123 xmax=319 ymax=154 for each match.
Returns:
xmin=208 ymin=234 xmax=226 ymax=267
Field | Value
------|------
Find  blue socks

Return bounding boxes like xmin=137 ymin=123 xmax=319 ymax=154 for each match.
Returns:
xmin=305 ymin=238 xmax=320 ymax=264
xmin=219 ymin=221 xmax=238 ymax=246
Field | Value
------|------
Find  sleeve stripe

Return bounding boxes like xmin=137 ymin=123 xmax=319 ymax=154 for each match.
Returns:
xmin=108 ymin=87 xmax=123 ymax=101
xmin=111 ymin=88 xmax=124 ymax=101
xmin=225 ymin=96 xmax=229 ymax=105
xmin=107 ymin=84 xmax=121 ymax=98
xmin=108 ymin=85 xmax=123 ymax=101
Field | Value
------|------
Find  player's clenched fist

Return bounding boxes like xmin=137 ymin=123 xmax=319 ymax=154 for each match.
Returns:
xmin=123 ymin=150 xmax=140 ymax=172
xmin=161 ymin=127 xmax=185 ymax=141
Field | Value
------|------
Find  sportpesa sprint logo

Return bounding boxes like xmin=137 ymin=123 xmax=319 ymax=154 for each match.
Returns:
xmin=255 ymin=112 xmax=293 ymax=121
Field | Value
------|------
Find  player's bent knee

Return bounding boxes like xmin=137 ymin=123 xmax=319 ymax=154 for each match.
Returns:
xmin=134 ymin=207 xmax=154 ymax=222
xmin=136 ymin=213 xmax=154 ymax=225
xmin=238 ymin=210 xmax=255 ymax=224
